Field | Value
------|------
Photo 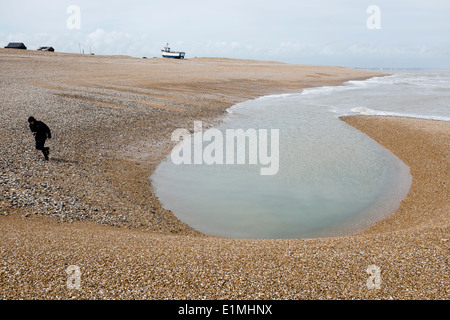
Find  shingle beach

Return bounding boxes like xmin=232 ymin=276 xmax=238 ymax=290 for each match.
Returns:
xmin=0 ymin=49 xmax=448 ymax=299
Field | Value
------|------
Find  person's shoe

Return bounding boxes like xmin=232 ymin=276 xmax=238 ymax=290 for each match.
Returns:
xmin=43 ymin=149 xmax=49 ymax=161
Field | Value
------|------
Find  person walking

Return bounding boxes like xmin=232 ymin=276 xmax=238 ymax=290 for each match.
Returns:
xmin=28 ymin=116 xmax=52 ymax=160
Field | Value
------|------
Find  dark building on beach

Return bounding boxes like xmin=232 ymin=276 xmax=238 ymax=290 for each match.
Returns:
xmin=4 ymin=42 xmax=27 ymax=50
xmin=38 ymin=46 xmax=55 ymax=52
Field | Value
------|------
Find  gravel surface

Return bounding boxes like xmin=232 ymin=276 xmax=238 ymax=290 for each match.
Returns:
xmin=0 ymin=49 xmax=447 ymax=300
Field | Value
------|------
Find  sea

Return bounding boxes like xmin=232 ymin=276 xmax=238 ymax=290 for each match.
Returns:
xmin=152 ymin=70 xmax=450 ymax=239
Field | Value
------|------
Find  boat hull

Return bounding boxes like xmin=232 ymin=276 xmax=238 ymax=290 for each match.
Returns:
xmin=162 ymin=52 xmax=185 ymax=59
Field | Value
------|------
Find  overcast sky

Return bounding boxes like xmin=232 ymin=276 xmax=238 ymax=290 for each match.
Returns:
xmin=1 ymin=0 xmax=449 ymax=68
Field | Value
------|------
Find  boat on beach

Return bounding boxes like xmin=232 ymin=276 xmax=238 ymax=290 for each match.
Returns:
xmin=161 ymin=43 xmax=185 ymax=59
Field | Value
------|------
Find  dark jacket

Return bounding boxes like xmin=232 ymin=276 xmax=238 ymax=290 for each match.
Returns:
xmin=30 ymin=120 xmax=51 ymax=141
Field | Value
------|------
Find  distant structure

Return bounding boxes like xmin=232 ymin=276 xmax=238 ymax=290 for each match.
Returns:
xmin=37 ymin=46 xmax=55 ymax=52
xmin=4 ymin=42 xmax=27 ymax=50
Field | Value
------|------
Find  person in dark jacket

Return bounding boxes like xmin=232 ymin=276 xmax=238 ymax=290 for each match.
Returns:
xmin=28 ymin=116 xmax=52 ymax=160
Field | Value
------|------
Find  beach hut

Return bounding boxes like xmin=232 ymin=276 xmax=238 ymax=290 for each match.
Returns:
xmin=4 ymin=42 xmax=27 ymax=50
xmin=38 ymin=46 xmax=55 ymax=52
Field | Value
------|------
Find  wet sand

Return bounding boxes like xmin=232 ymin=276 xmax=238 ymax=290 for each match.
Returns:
xmin=0 ymin=49 xmax=448 ymax=299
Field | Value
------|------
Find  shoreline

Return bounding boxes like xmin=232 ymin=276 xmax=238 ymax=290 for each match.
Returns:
xmin=0 ymin=50 xmax=448 ymax=299
xmin=341 ymin=116 xmax=449 ymax=236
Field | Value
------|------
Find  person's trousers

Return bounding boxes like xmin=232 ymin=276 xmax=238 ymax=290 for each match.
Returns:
xmin=35 ymin=139 xmax=49 ymax=159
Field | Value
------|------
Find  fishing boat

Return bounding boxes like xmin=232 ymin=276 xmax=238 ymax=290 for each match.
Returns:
xmin=161 ymin=43 xmax=185 ymax=59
